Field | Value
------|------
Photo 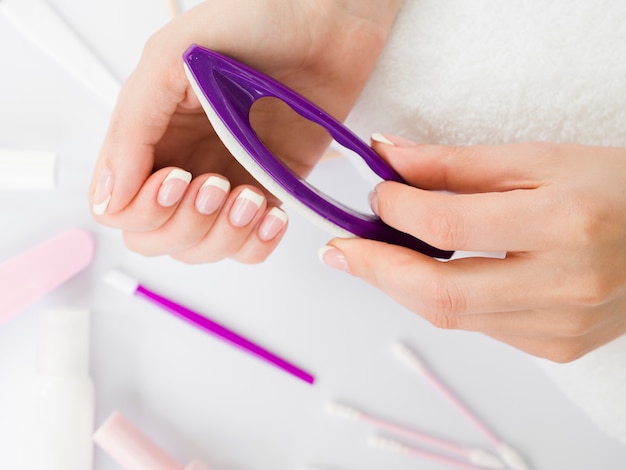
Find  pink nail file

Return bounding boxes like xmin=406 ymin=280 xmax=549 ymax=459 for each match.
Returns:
xmin=0 ymin=229 xmax=95 ymax=326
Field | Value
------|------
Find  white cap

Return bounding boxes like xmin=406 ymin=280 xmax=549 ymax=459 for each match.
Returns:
xmin=0 ymin=149 xmax=56 ymax=190
xmin=37 ymin=308 xmax=90 ymax=377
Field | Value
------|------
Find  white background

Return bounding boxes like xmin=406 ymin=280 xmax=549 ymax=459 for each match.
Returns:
xmin=1 ymin=1 xmax=626 ymax=469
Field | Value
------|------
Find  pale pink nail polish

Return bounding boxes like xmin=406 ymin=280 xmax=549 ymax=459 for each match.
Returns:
xmin=318 ymin=246 xmax=350 ymax=273
xmin=258 ymin=207 xmax=288 ymax=241
xmin=230 ymin=188 xmax=264 ymax=227
xmin=157 ymin=169 xmax=191 ymax=207
xmin=369 ymin=189 xmax=379 ymax=216
xmin=93 ymin=166 xmax=114 ymax=215
xmin=195 ymin=176 xmax=230 ymax=215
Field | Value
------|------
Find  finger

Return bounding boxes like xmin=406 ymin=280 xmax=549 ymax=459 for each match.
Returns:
xmin=90 ymin=40 xmax=191 ymax=218
xmin=171 ymin=186 xmax=268 ymax=263
xmin=99 ymin=167 xmax=191 ymax=232
xmin=122 ymin=174 xmax=230 ymax=256
xmin=229 ymin=207 xmax=289 ymax=264
xmin=323 ymin=239 xmax=576 ymax=317
xmin=371 ymin=137 xmax=549 ymax=193
xmin=373 ymin=180 xmax=560 ymax=251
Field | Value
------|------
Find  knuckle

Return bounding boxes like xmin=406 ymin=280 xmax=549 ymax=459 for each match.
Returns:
xmin=566 ymin=195 xmax=609 ymax=247
xmin=555 ymin=314 xmax=597 ymax=338
xmin=429 ymin=313 xmax=461 ymax=330
xmin=422 ymin=272 xmax=467 ymax=328
xmin=426 ymin=206 xmax=468 ymax=250
xmin=571 ymin=270 xmax=615 ymax=307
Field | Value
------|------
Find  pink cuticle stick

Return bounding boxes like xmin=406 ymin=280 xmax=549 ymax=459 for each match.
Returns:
xmin=394 ymin=342 xmax=529 ymax=470
xmin=327 ymin=402 xmax=504 ymax=469
xmin=103 ymin=270 xmax=314 ymax=385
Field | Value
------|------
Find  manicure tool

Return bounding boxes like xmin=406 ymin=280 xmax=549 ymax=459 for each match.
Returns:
xmin=182 ymin=45 xmax=453 ymax=259
xmin=328 ymin=401 xmax=504 ymax=469
xmin=103 ymin=269 xmax=315 ymax=385
xmin=394 ymin=342 xmax=530 ymax=470
xmin=0 ymin=229 xmax=95 ymax=326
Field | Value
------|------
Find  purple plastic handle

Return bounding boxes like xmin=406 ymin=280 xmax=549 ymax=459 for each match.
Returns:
xmin=183 ymin=44 xmax=453 ymax=259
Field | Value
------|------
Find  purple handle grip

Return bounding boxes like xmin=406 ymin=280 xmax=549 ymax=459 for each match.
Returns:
xmin=183 ymin=45 xmax=453 ymax=259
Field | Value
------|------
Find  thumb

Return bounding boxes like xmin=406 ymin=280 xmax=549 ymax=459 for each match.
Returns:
xmin=319 ymin=237 xmax=431 ymax=292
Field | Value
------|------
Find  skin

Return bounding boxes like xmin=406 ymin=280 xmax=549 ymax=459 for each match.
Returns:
xmin=90 ymin=0 xmax=626 ymax=362
xmin=89 ymin=0 xmax=403 ymax=263
xmin=325 ymin=137 xmax=626 ymax=362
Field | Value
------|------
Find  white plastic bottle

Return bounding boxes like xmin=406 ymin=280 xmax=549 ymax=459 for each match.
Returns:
xmin=18 ymin=308 xmax=94 ymax=470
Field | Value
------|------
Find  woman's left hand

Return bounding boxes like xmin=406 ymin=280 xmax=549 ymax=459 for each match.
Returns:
xmin=321 ymin=137 xmax=626 ymax=362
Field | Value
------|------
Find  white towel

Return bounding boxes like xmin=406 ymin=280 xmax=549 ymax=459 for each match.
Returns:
xmin=346 ymin=0 xmax=626 ymax=444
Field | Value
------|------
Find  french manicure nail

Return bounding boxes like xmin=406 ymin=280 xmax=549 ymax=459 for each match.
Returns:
xmin=371 ymin=133 xmax=417 ymax=147
xmin=318 ymin=245 xmax=350 ymax=273
xmin=195 ymin=176 xmax=230 ymax=215
xmin=258 ymin=207 xmax=288 ymax=241
xmin=93 ymin=166 xmax=114 ymax=215
xmin=371 ymin=133 xmax=395 ymax=146
xmin=369 ymin=188 xmax=379 ymax=216
xmin=230 ymin=188 xmax=264 ymax=227
xmin=157 ymin=169 xmax=192 ymax=207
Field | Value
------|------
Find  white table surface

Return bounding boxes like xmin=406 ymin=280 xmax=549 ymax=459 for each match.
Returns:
xmin=1 ymin=1 xmax=626 ymax=469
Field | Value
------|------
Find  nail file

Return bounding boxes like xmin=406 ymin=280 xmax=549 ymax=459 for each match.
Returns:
xmin=182 ymin=45 xmax=453 ymax=259
xmin=0 ymin=229 xmax=95 ymax=326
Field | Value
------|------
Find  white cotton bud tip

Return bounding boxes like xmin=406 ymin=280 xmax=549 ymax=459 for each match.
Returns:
xmin=468 ymin=449 xmax=506 ymax=469
xmin=496 ymin=442 xmax=530 ymax=470
xmin=393 ymin=342 xmax=427 ymax=373
xmin=326 ymin=401 xmax=362 ymax=420
xmin=102 ymin=269 xmax=138 ymax=296
xmin=369 ymin=435 xmax=406 ymax=453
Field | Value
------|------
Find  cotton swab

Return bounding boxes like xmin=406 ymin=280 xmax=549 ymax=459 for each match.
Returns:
xmin=370 ymin=435 xmax=490 ymax=470
xmin=393 ymin=342 xmax=530 ymax=470
xmin=327 ymin=401 xmax=504 ymax=469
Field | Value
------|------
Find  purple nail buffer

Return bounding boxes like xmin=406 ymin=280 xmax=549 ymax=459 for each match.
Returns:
xmin=182 ymin=45 xmax=453 ymax=259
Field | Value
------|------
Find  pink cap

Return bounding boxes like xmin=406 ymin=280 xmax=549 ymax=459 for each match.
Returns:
xmin=0 ymin=229 xmax=95 ymax=326
xmin=93 ymin=411 xmax=184 ymax=470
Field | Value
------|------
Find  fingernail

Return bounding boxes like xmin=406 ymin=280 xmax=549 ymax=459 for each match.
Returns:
xmin=258 ymin=207 xmax=288 ymax=241
xmin=195 ymin=176 xmax=230 ymax=215
xmin=230 ymin=188 xmax=264 ymax=227
xmin=93 ymin=166 xmax=114 ymax=215
xmin=157 ymin=168 xmax=192 ymax=207
xmin=318 ymin=245 xmax=350 ymax=273
xmin=368 ymin=188 xmax=379 ymax=216
xmin=371 ymin=133 xmax=416 ymax=147
xmin=371 ymin=133 xmax=395 ymax=146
